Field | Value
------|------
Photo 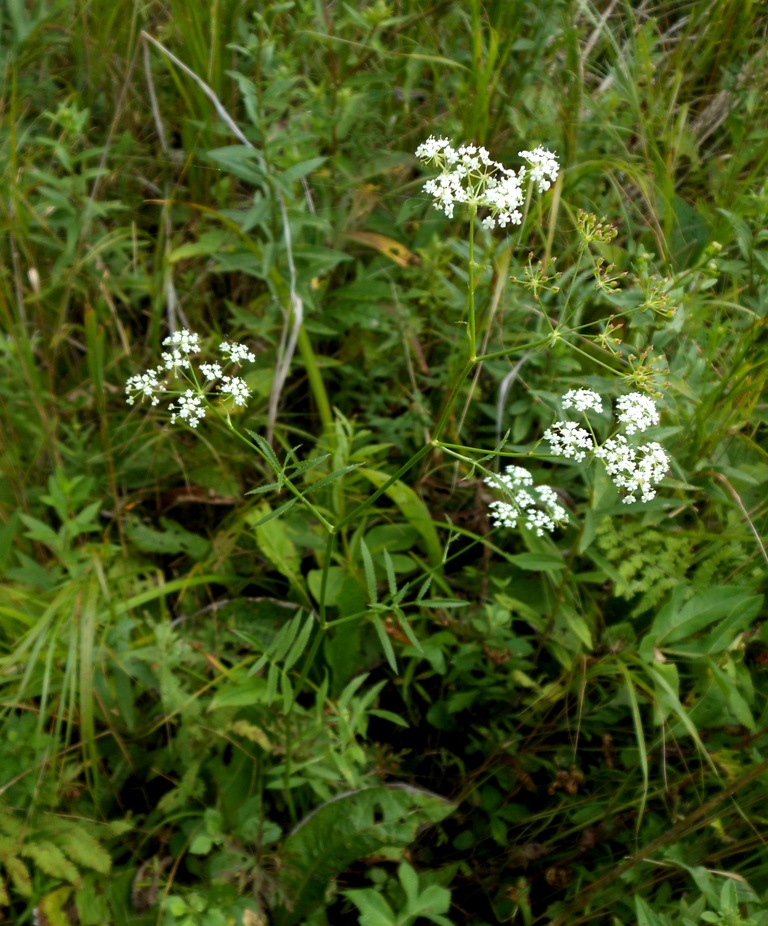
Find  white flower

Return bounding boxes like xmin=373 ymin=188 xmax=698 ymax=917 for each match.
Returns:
xmin=518 ymin=147 xmax=560 ymax=191
xmin=416 ymin=137 xmax=558 ymax=228
xmin=615 ymin=393 xmax=660 ymax=434
xmin=163 ymin=329 xmax=201 ymax=353
xmin=594 ymin=436 xmax=668 ymax=503
xmin=562 ymin=389 xmax=603 ymax=414
xmin=220 ymin=341 xmax=256 ymax=364
xmin=220 ymin=375 xmax=250 ymax=406
xmin=169 ymin=389 xmax=206 ymax=428
xmin=200 ymin=362 xmax=223 ymax=381
xmin=414 ymin=135 xmax=453 ymax=161
xmin=488 ymin=499 xmax=519 ymax=529
xmin=126 ymin=367 xmax=165 ymax=406
xmin=126 ymin=330 xmax=258 ymax=428
xmin=485 ymin=466 xmax=568 ymax=536
xmin=544 ymin=421 xmax=594 ymax=462
xmin=160 ymin=329 xmax=201 ymax=370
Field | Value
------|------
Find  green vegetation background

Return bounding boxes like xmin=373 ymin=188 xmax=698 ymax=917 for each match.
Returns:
xmin=1 ymin=1 xmax=767 ymax=925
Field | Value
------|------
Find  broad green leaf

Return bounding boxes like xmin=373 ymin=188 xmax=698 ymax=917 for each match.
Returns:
xmin=282 ymin=156 xmax=327 ymax=182
xmin=247 ymin=503 xmax=306 ymax=603
xmin=635 ymin=895 xmax=667 ymax=926
xmin=275 ymin=785 xmax=454 ymax=926
xmin=508 ymin=552 xmax=566 ymax=571
xmin=358 ymin=468 xmax=442 ymax=568
xmin=124 ymin=516 xmax=211 ymax=560
xmin=209 ymin=676 xmax=268 ymax=710
xmin=649 ymin=586 xmax=761 ymax=648
xmin=343 ymin=888 xmax=396 ymax=926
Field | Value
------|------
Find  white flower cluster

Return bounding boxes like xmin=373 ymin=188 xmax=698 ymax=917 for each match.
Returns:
xmin=125 ymin=329 xmax=256 ymax=428
xmin=544 ymin=389 xmax=669 ymax=503
xmin=415 ymin=137 xmax=559 ymax=230
xmin=486 ymin=466 xmax=569 ymax=536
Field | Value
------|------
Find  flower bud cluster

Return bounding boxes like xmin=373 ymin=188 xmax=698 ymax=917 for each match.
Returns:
xmin=545 ymin=389 xmax=669 ymax=504
xmin=415 ymin=137 xmax=559 ymax=230
xmin=485 ymin=466 xmax=569 ymax=536
xmin=126 ymin=329 xmax=256 ymax=428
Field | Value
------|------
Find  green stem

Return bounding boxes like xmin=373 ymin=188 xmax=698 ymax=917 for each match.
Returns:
xmin=224 ymin=415 xmax=336 ymax=533
xmin=467 ymin=209 xmax=477 ymax=357
xmin=297 ymin=324 xmax=334 ymax=433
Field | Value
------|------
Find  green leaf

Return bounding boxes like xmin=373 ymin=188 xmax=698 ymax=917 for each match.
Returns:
xmin=283 ymin=614 xmax=315 ymax=673
xmin=248 ymin=503 xmax=306 ymax=602
xmin=22 ymin=840 xmax=80 ymax=884
xmin=275 ymin=785 xmax=455 ymax=926
xmin=5 ymin=854 xmax=32 ymax=897
xmin=282 ymin=156 xmax=327 ymax=182
xmin=648 ymin=586 xmax=762 ymax=649
xmin=508 ymin=552 xmax=565 ymax=571
xmin=358 ymin=468 xmax=443 ymax=568
xmin=371 ymin=612 xmax=398 ymax=673
xmin=55 ymin=828 xmax=111 ymax=874
xmin=19 ymin=514 xmax=61 ymax=551
xmin=360 ymin=537 xmax=378 ymax=605
xmin=635 ymin=895 xmax=667 ymax=926
xmin=344 ymin=887 xmax=397 ymax=926
xmin=208 ymin=676 xmax=268 ymax=710
xmin=124 ymin=516 xmax=211 ymax=560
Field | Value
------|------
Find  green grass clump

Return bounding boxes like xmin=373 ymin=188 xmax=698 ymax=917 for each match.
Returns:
xmin=1 ymin=2 xmax=767 ymax=924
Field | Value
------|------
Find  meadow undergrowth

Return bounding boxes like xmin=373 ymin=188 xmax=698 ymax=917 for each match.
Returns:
xmin=1 ymin=3 xmax=767 ymax=925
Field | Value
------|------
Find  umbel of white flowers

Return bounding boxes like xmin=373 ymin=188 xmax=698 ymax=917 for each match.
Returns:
xmin=415 ymin=136 xmax=559 ymax=230
xmin=486 ymin=390 xmax=670 ymax=534
xmin=544 ymin=389 xmax=668 ymax=504
xmin=125 ymin=330 xmax=256 ymax=427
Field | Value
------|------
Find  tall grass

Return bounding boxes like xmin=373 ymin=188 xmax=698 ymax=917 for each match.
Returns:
xmin=0 ymin=2 xmax=767 ymax=924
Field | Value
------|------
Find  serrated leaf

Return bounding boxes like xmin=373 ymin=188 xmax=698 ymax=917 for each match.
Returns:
xmin=371 ymin=613 xmax=397 ymax=673
xmin=22 ymin=840 xmax=80 ymax=884
xmin=276 ymin=785 xmax=454 ymax=926
xmin=360 ymin=538 xmax=378 ymax=605
xmin=5 ymin=854 xmax=32 ymax=897
xmin=228 ymin=720 xmax=273 ymax=751
xmin=56 ymin=829 xmax=111 ymax=874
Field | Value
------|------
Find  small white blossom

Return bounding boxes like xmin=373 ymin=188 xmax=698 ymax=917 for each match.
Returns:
xmin=200 ymin=362 xmax=223 ymax=381
xmin=544 ymin=421 xmax=594 ymax=462
xmin=126 ymin=367 xmax=165 ymax=406
xmin=163 ymin=329 xmax=201 ymax=353
xmin=220 ymin=341 xmax=256 ymax=364
xmin=488 ymin=500 xmax=519 ymax=529
xmin=416 ymin=137 xmax=558 ymax=229
xmin=485 ymin=466 xmax=568 ymax=536
xmin=562 ymin=389 xmax=603 ymax=414
xmin=220 ymin=375 xmax=250 ymax=406
xmin=414 ymin=135 xmax=453 ymax=161
xmin=518 ymin=147 xmax=560 ymax=192
xmin=169 ymin=389 xmax=206 ymax=428
xmin=594 ymin=436 xmax=669 ymax=503
xmin=160 ymin=329 xmax=201 ymax=370
xmin=126 ymin=330 xmax=257 ymax=428
xmin=615 ymin=393 xmax=660 ymax=434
